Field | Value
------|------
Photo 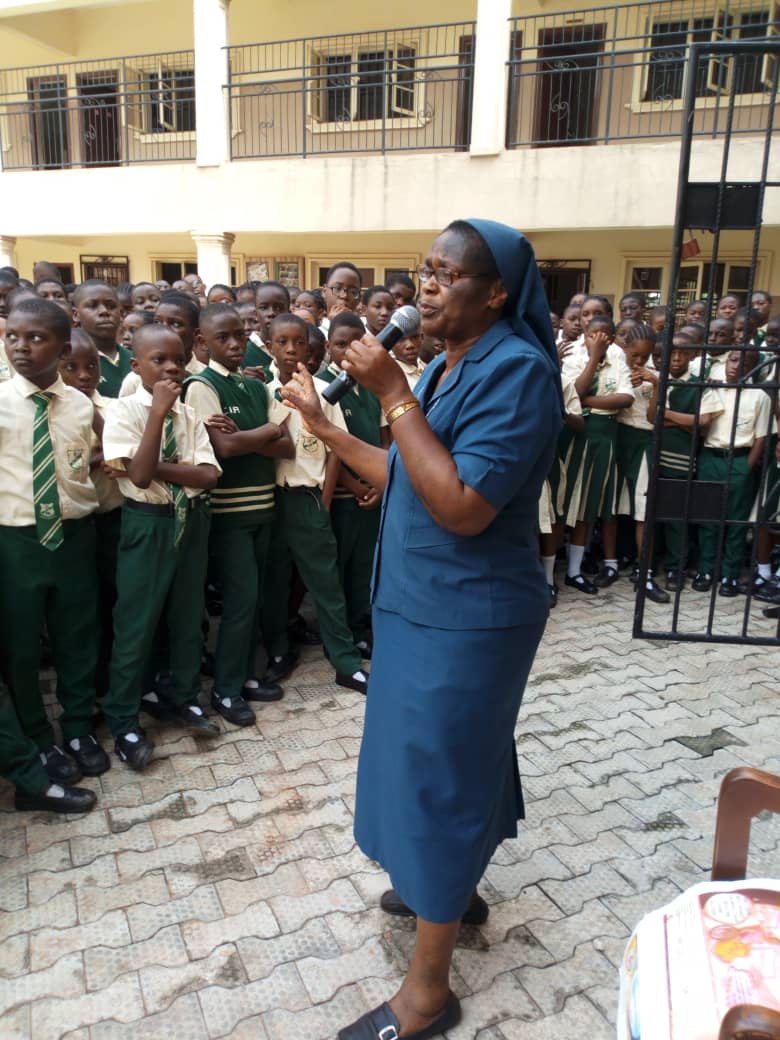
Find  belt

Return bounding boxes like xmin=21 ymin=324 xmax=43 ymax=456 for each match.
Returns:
xmin=279 ymin=484 xmax=321 ymax=495
xmin=124 ymin=496 xmax=205 ymax=516
xmin=704 ymin=447 xmax=751 ymax=458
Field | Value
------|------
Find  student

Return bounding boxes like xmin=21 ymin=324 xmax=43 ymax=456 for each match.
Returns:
xmin=235 ymin=281 xmax=259 ymax=306
xmin=35 ymin=278 xmax=70 ymax=313
xmin=320 ymin=312 xmax=387 ymax=654
xmin=557 ymin=304 xmax=581 ymax=350
xmin=615 ymin=318 xmax=640 ymax=348
xmin=685 ymin=299 xmax=708 ymax=325
xmin=619 ymin=292 xmax=644 ymax=322
xmin=386 ymin=272 xmax=416 ymax=310
xmin=119 ymin=291 xmax=205 ymax=395
xmin=649 ymin=305 xmax=667 ymax=336
xmin=156 ymin=280 xmax=171 ymax=292
xmin=183 ymin=303 xmax=294 ymax=727
xmin=615 ymin=324 xmax=668 ymax=603
xmin=734 ymin=308 xmax=759 ymax=349
xmin=322 ymin=262 xmax=362 ymax=322
xmin=119 ymin=309 xmax=154 ymax=350
xmin=295 ymin=290 xmax=326 ymax=327
xmin=549 ymin=311 xmax=560 ymax=340
xmin=116 ymin=283 xmax=133 ymax=319
xmin=392 ymin=329 xmax=426 ymax=391
xmin=0 ymin=268 xmax=19 ymax=325
xmin=0 ymin=299 xmax=109 ymax=782
xmin=716 ymin=294 xmax=740 ymax=320
xmin=72 ymin=280 xmax=130 ymax=398
xmin=236 ymin=300 xmax=260 ymax=345
xmin=207 ymin=283 xmax=236 ymax=305
xmin=244 ymin=281 xmax=289 ymax=381
xmin=647 ymin=332 xmax=723 ymax=591
xmin=261 ymin=313 xmax=369 ymax=694
xmin=363 ymin=286 xmax=394 ymax=337
xmin=751 ymin=291 xmax=772 ymax=346
xmin=59 ymin=328 xmax=124 ymax=695
xmin=131 ymin=281 xmax=161 ymax=313
xmin=102 ymin=324 xmax=222 ymax=770
xmin=306 ymin=324 xmax=326 ymax=376
xmin=564 ymin=314 xmax=634 ymax=591
xmin=695 ymin=348 xmax=771 ymax=596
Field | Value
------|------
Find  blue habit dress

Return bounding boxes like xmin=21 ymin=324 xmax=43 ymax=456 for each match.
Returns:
xmin=353 ymin=317 xmax=563 ymax=923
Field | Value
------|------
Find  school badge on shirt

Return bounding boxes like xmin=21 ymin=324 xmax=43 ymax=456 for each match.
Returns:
xmin=301 ymin=434 xmax=321 ymax=455
xmin=66 ymin=443 xmax=85 ymax=471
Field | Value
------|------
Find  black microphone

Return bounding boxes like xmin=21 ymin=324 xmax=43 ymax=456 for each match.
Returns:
xmin=321 ymin=305 xmax=421 ymax=405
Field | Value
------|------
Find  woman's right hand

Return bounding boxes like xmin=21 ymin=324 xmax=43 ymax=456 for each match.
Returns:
xmin=281 ymin=364 xmax=328 ymax=435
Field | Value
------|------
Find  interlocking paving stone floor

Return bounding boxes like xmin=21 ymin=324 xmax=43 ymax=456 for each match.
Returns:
xmin=1 ymin=576 xmax=779 ymax=1039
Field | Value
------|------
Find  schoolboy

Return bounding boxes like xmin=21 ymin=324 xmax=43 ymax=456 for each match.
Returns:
xmin=557 ymin=304 xmax=581 ymax=348
xmin=102 ymin=324 xmax=222 ymax=770
xmin=306 ymin=324 xmax=326 ymax=376
xmin=0 ymin=299 xmax=109 ymax=782
xmin=392 ymin=329 xmax=426 ymax=390
xmin=647 ymin=332 xmax=723 ymax=591
xmin=695 ymin=348 xmax=771 ymax=596
xmin=618 ymin=292 xmax=644 ymax=322
xmin=60 ymin=328 xmax=124 ymax=696
xmin=119 ymin=309 xmax=153 ymax=350
xmin=320 ymin=312 xmax=386 ymax=655
xmin=244 ymin=281 xmax=289 ymax=380
xmin=72 ymin=280 xmax=131 ymax=397
xmin=261 ymin=313 xmax=368 ymax=694
xmin=183 ymin=304 xmax=294 ymax=726
xmin=386 ymin=273 xmax=416 ymax=310
xmin=751 ymin=291 xmax=772 ymax=346
xmin=119 ymin=291 xmax=206 ymax=396
xmin=236 ymin=301 xmax=260 ymax=344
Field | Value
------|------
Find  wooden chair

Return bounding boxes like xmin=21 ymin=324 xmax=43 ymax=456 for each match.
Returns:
xmin=711 ymin=768 xmax=780 ymax=1040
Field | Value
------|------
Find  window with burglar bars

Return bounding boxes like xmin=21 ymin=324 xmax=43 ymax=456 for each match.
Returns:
xmin=143 ymin=66 xmax=195 ymax=132
xmin=309 ymin=45 xmax=417 ymax=125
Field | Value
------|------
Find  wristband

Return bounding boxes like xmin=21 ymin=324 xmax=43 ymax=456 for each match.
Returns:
xmin=386 ymin=399 xmax=420 ymax=426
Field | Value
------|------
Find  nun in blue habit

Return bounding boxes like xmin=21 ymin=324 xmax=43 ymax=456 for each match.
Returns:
xmin=280 ymin=219 xmax=563 ymax=1040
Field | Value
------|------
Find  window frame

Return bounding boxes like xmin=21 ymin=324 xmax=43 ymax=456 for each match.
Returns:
xmin=141 ymin=63 xmax=196 ymax=139
xmin=622 ymin=253 xmax=768 ymax=314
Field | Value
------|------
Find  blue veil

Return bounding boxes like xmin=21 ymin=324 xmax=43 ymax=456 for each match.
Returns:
xmin=464 ymin=218 xmax=564 ymax=412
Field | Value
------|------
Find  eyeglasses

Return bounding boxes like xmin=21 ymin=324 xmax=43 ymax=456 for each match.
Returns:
xmin=326 ymin=283 xmax=361 ymax=301
xmin=416 ymin=265 xmax=491 ymax=288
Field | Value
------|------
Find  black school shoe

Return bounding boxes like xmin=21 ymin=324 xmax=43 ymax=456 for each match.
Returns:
xmin=262 ymin=651 xmax=300 ymax=684
xmin=335 ymin=670 xmax=368 ymax=695
xmin=666 ymin=570 xmax=686 ymax=592
xmin=719 ymin=577 xmax=739 ymax=597
xmin=210 ymin=691 xmax=256 ymax=727
xmin=40 ymin=744 xmax=82 ymax=785
xmin=744 ymin=574 xmax=780 ymax=603
xmin=641 ymin=579 xmax=670 ymax=604
xmin=338 ymin=992 xmax=461 ymax=1040
xmin=114 ymin=731 xmax=155 ymax=771
xmin=549 ymin=584 xmax=558 ymax=608
xmin=564 ymin=574 xmax=598 ymax=595
xmin=174 ymin=702 xmax=220 ymax=737
xmin=65 ymin=735 xmax=110 ymax=776
xmin=380 ymin=888 xmax=489 ymax=926
xmin=242 ymin=678 xmax=283 ymax=702
xmin=692 ymin=573 xmax=712 ymax=592
xmin=594 ymin=565 xmax=619 ymax=588
xmin=15 ymin=784 xmax=97 ymax=814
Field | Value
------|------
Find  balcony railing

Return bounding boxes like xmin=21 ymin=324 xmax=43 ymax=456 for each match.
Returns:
xmin=225 ymin=22 xmax=476 ymax=159
xmin=0 ymin=50 xmax=196 ymax=170
xmin=507 ymin=0 xmax=777 ymax=147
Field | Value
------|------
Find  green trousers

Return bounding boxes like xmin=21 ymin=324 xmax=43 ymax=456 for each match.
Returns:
xmin=698 ymin=450 xmax=756 ymax=578
xmin=262 ymin=488 xmax=361 ymax=676
xmin=210 ymin=515 xmax=272 ymax=697
xmin=0 ymin=678 xmax=50 ymax=794
xmin=330 ymin=498 xmax=379 ymax=643
xmin=0 ymin=519 xmax=98 ymax=750
xmin=104 ymin=500 xmax=210 ymax=738
xmin=659 ymin=466 xmax=691 ymax=573
xmin=95 ymin=507 xmax=121 ymax=698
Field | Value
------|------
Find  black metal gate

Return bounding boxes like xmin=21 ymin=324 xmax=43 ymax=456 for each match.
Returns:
xmin=634 ymin=37 xmax=780 ymax=645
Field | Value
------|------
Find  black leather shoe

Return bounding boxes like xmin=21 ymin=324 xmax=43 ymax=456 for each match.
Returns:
xmin=114 ymin=732 xmax=155 ymax=771
xmin=355 ymin=640 xmax=373 ymax=660
xmin=337 ymin=991 xmax=461 ymax=1040
xmin=15 ymin=784 xmax=97 ymax=814
xmin=140 ymin=692 xmax=176 ymax=722
xmin=564 ymin=573 xmax=598 ymax=594
xmin=242 ymin=678 xmax=284 ymax=702
xmin=65 ymin=735 xmax=110 ymax=776
xmin=549 ymin=583 xmax=558 ymax=608
xmin=692 ymin=573 xmax=712 ymax=592
xmin=763 ymin=604 xmax=780 ymax=619
xmin=719 ymin=577 xmax=739 ymax=597
xmin=594 ymin=565 xmax=619 ymax=588
xmin=666 ymin=570 xmax=686 ymax=592
xmin=210 ymin=691 xmax=255 ymax=727
xmin=41 ymin=744 xmax=82 ymax=785
xmin=629 ymin=565 xmax=640 ymax=585
xmin=336 ymin=670 xmax=368 ymax=695
xmin=746 ymin=575 xmax=780 ymax=602
xmin=262 ymin=651 xmax=299 ymax=684
xmin=174 ymin=702 xmax=220 ymax=736
xmin=380 ymin=888 xmax=489 ymax=926
xmin=642 ymin=579 xmax=670 ymax=604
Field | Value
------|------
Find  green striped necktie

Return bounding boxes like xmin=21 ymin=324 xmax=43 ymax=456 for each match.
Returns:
xmin=162 ymin=412 xmax=188 ymax=547
xmin=32 ymin=391 xmax=64 ymax=552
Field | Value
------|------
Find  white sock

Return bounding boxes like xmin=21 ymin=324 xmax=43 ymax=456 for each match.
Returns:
xmin=142 ymin=691 xmax=159 ymax=702
xmin=541 ymin=555 xmax=556 ymax=584
xmin=759 ymin=563 xmax=772 ymax=579
xmin=645 ymin=578 xmax=655 ymax=591
xmin=124 ymin=732 xmax=140 ymax=744
xmin=605 ymin=558 xmax=618 ymax=571
xmin=567 ymin=544 xmax=585 ymax=578
xmin=45 ymin=784 xmax=65 ymax=798
xmin=352 ymin=670 xmax=366 ymax=682
xmin=244 ymin=678 xmax=259 ymax=690
xmin=68 ymin=737 xmax=81 ymax=751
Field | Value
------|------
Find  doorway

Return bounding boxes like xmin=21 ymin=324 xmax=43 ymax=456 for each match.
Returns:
xmin=538 ymin=260 xmax=591 ymax=316
xmin=77 ymin=73 xmax=119 ymax=166
xmin=27 ymin=75 xmax=69 ymax=169
xmin=533 ymin=25 xmax=605 ymax=146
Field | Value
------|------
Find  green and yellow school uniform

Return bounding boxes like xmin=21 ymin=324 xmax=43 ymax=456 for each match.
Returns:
xmin=244 ymin=333 xmax=274 ymax=382
xmin=0 ymin=677 xmax=52 ymax=794
xmin=102 ymin=387 xmax=221 ymax=738
xmin=698 ymin=386 xmax=771 ymax=577
xmin=541 ymin=374 xmax=580 ymax=532
xmin=616 ymin=374 xmax=654 ymax=522
xmin=184 ymin=361 xmax=287 ymax=696
xmin=261 ymin=374 xmax=362 ymax=677
xmin=98 ymin=344 xmax=133 ymax=398
xmin=319 ymin=363 xmax=384 ymax=643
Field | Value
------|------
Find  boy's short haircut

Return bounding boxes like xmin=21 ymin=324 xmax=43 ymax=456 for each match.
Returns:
xmin=116 ymin=282 xmax=133 ymax=297
xmin=330 ymin=312 xmax=365 ymax=338
xmin=159 ymin=290 xmax=201 ymax=329
xmin=132 ymin=322 xmax=180 ymax=355
xmin=0 ymin=266 xmax=20 ymax=279
xmin=256 ymin=281 xmax=291 ymax=306
xmin=237 ymin=281 xmax=260 ymax=293
xmin=678 ymin=322 xmax=705 ymax=342
xmin=307 ymin=325 xmax=326 ymax=350
xmin=619 ymin=291 xmax=644 ymax=306
xmin=132 ymin=280 xmax=157 ymax=291
xmin=10 ymin=296 xmax=71 ymax=340
xmin=583 ymin=294 xmax=614 ymax=317
xmin=736 ymin=306 xmax=761 ymax=326
xmin=72 ymin=279 xmax=117 ymax=304
xmin=387 ymin=272 xmax=416 ymax=294
xmin=587 ymin=314 xmax=616 ymax=337
xmin=324 ymin=261 xmax=362 ymax=286
xmin=71 ymin=327 xmax=97 ymax=351
xmin=673 ymin=330 xmax=696 ymax=345
xmin=34 ymin=277 xmax=65 ymax=290
xmin=269 ymin=312 xmax=307 ymax=338
xmin=7 ymin=285 xmax=38 ymax=308
xmin=207 ymin=283 xmax=237 ymax=301
xmin=361 ymin=285 xmax=391 ymax=306
xmin=0 ymin=269 xmax=19 ymax=286
xmin=236 ymin=301 xmax=256 ymax=314
xmin=563 ymin=304 xmax=581 ymax=317
xmin=199 ymin=301 xmax=239 ymax=333
xmin=130 ymin=310 xmax=156 ymax=327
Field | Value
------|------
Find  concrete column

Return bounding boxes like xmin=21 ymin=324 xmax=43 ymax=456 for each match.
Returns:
xmin=191 ymin=232 xmax=234 ymax=289
xmin=470 ymin=0 xmax=512 ymax=156
xmin=0 ymin=237 xmax=17 ymax=269
xmin=193 ymin=0 xmax=230 ymax=167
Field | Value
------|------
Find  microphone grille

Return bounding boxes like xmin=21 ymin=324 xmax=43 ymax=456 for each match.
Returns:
xmin=391 ymin=305 xmax=421 ymax=336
